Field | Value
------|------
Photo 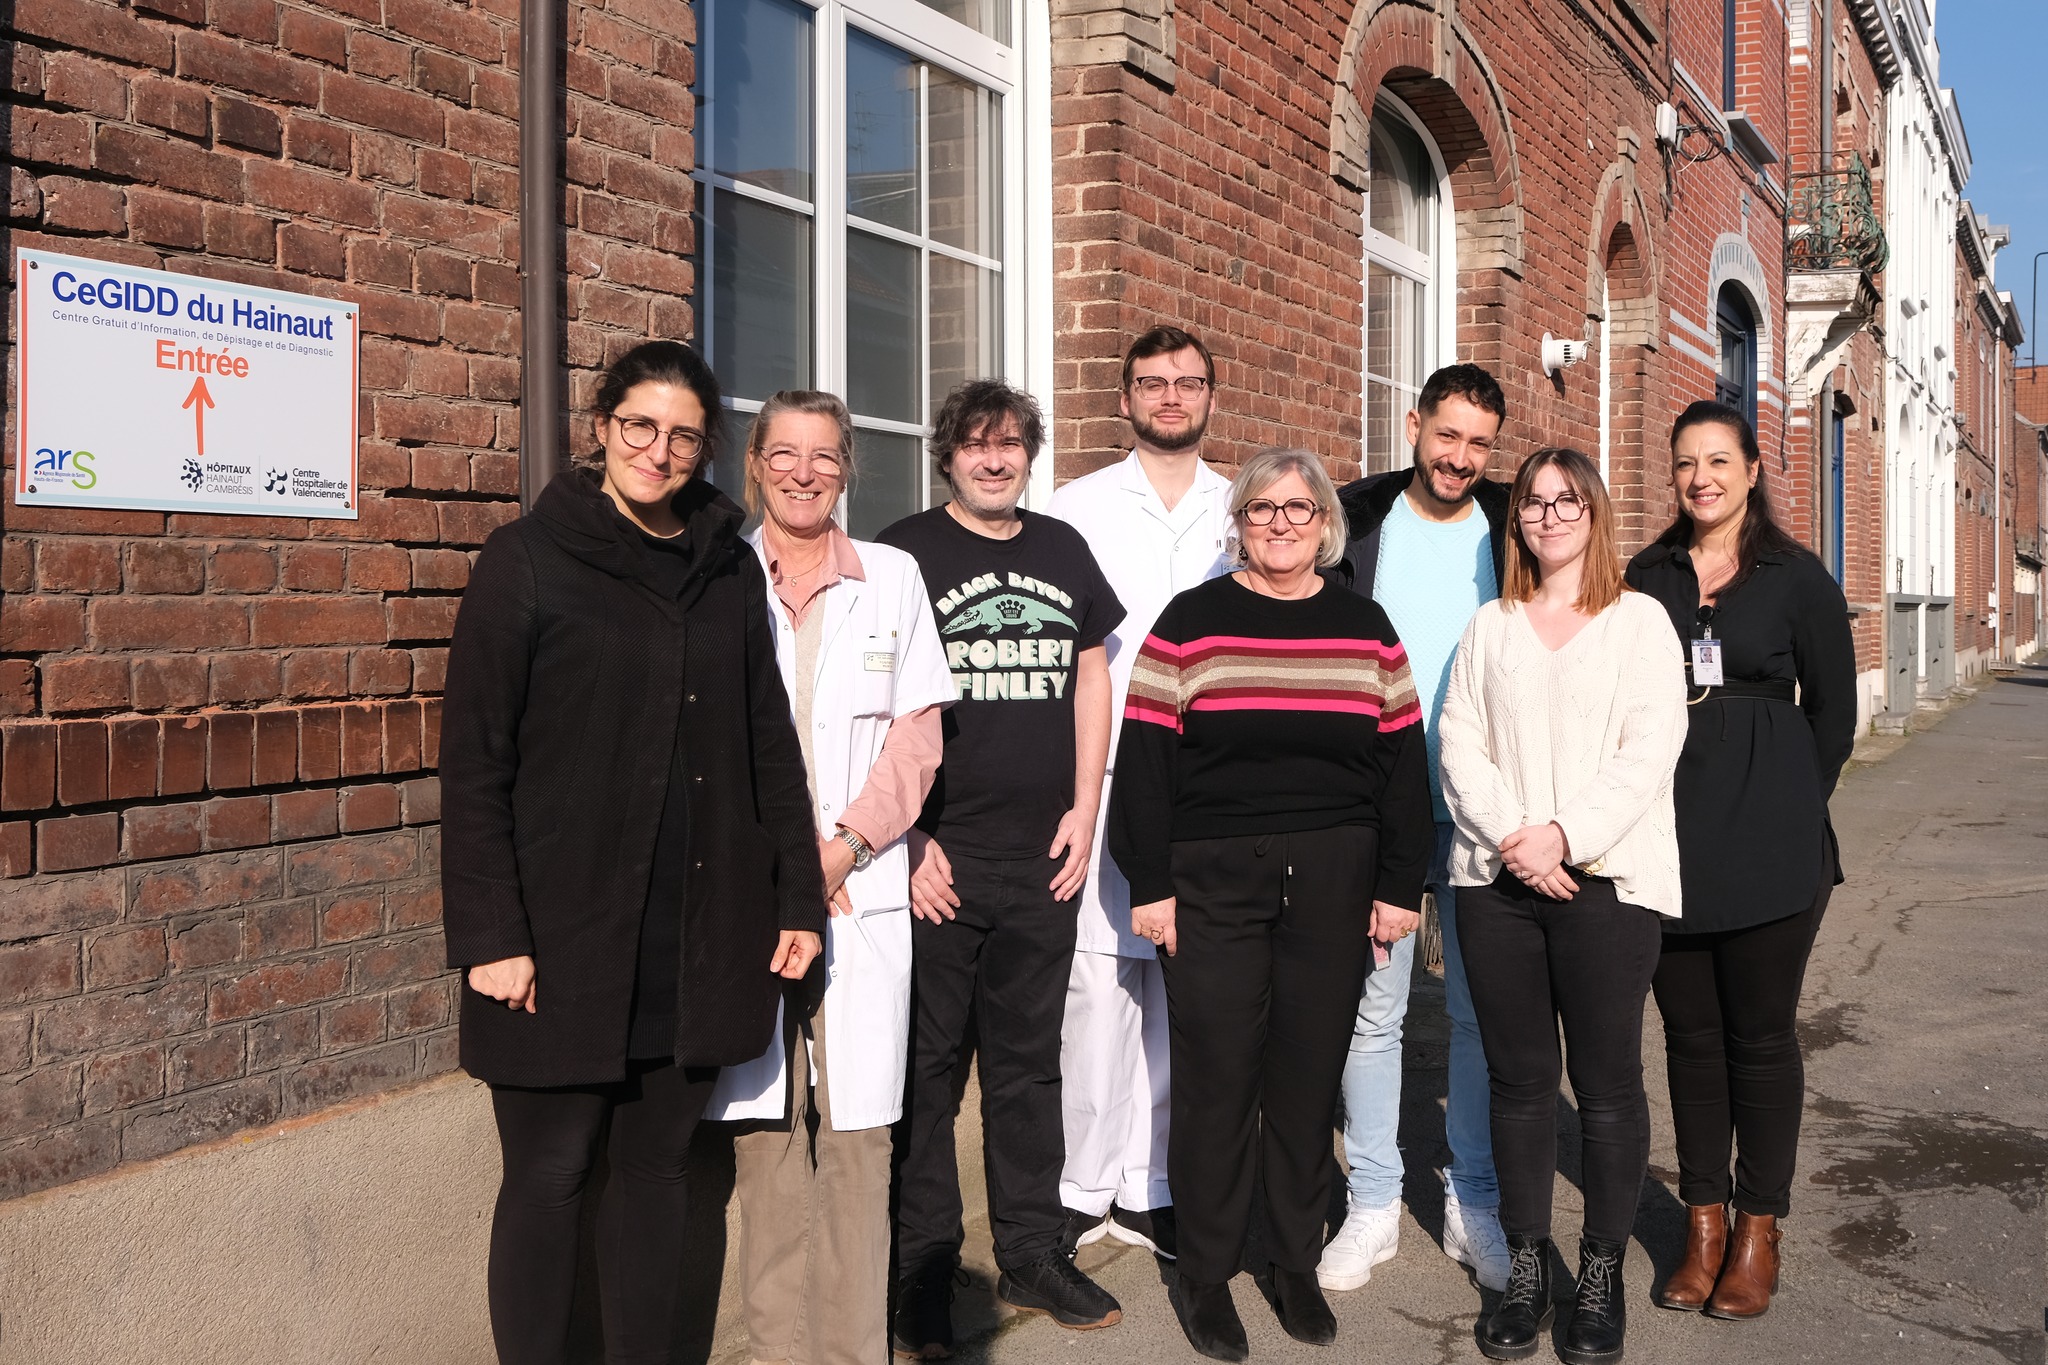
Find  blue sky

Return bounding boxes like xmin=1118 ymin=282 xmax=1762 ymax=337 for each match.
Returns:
xmin=1940 ymin=1 xmax=2048 ymax=362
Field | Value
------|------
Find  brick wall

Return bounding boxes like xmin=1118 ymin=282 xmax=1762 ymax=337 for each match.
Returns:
xmin=1045 ymin=0 xmax=1787 ymax=560
xmin=2 ymin=0 xmax=698 ymax=1198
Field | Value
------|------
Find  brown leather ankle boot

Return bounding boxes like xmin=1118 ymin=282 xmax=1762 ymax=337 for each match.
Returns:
xmin=1653 ymin=1203 xmax=1728 ymax=1311
xmin=1703 ymin=1211 xmax=1781 ymax=1319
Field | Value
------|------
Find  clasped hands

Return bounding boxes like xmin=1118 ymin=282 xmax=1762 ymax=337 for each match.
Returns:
xmin=1500 ymin=820 xmax=1578 ymax=900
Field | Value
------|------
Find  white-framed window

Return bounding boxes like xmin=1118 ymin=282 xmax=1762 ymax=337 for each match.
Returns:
xmin=1362 ymin=95 xmax=1453 ymax=474
xmin=692 ymin=0 xmax=1028 ymax=536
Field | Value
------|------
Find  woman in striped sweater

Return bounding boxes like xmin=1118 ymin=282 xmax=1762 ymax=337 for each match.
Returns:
xmin=1108 ymin=447 xmax=1434 ymax=1362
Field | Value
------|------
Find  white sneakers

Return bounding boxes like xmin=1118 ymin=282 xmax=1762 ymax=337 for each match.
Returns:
xmin=1317 ymin=1188 xmax=1512 ymax=1294
xmin=1316 ymin=1200 xmax=1402 ymax=1291
xmin=1441 ymin=1187 xmax=1511 ymax=1291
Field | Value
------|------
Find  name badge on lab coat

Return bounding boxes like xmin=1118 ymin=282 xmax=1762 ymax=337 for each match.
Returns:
xmin=1690 ymin=638 xmax=1724 ymax=687
xmin=863 ymin=651 xmax=896 ymax=672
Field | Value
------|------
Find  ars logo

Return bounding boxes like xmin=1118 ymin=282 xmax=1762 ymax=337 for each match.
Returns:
xmin=28 ymin=447 xmax=97 ymax=493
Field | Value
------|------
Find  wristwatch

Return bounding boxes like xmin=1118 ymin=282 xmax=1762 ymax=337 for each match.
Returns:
xmin=835 ymin=826 xmax=875 ymax=871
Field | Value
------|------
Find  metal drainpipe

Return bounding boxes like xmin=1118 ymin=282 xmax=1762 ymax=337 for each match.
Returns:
xmin=1817 ymin=4 xmax=1836 ymax=573
xmin=519 ymin=0 xmax=562 ymax=510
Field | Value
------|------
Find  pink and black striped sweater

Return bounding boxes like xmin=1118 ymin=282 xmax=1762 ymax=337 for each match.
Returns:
xmin=1106 ymin=573 xmax=1434 ymax=908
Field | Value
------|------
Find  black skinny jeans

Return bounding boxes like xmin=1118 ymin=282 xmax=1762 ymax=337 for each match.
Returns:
xmin=1652 ymin=887 xmax=1828 ymax=1217
xmin=1458 ymin=871 xmax=1663 ymax=1246
xmin=1158 ymin=825 xmax=1379 ymax=1283
xmin=487 ymin=1059 xmax=718 ymax=1365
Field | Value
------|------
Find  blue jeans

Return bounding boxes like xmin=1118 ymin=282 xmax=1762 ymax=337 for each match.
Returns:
xmin=1339 ymin=823 xmax=1499 ymax=1210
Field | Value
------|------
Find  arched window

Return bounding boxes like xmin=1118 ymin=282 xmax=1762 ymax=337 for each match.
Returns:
xmin=1715 ymin=284 xmax=1759 ymax=430
xmin=1362 ymin=99 xmax=1449 ymax=474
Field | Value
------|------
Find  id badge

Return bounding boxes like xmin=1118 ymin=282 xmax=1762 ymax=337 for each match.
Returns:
xmin=1690 ymin=638 xmax=1725 ymax=687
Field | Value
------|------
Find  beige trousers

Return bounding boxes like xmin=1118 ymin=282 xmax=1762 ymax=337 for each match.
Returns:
xmin=732 ymin=999 xmax=894 ymax=1365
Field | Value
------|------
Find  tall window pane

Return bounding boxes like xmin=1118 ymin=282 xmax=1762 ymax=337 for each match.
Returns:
xmin=1362 ymin=104 xmax=1438 ymax=476
xmin=928 ymin=71 xmax=1001 ymax=257
xmin=710 ymin=0 xmax=813 ymax=198
xmin=847 ymin=230 xmax=919 ymax=422
xmin=710 ymin=193 xmax=813 ymax=400
xmin=929 ymin=255 xmax=1000 ymax=419
xmin=1368 ymin=118 xmax=1432 ymax=252
xmin=847 ymin=32 xmax=919 ymax=231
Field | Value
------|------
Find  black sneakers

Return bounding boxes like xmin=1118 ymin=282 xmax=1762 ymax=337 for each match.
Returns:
xmin=892 ymin=1263 xmax=957 ymax=1359
xmin=1478 ymin=1235 xmax=1556 ymax=1361
xmin=1059 ymin=1206 xmax=1111 ymax=1258
xmin=997 ymin=1250 xmax=1123 ymax=1330
xmin=1106 ymin=1203 xmax=1179 ymax=1259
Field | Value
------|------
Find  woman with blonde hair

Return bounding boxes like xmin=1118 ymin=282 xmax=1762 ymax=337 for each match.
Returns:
xmin=704 ymin=390 xmax=955 ymax=1365
xmin=1437 ymin=448 xmax=1687 ymax=1364
xmin=1109 ymin=447 xmax=1433 ymax=1361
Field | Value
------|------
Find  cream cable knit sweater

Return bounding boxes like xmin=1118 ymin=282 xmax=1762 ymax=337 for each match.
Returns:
xmin=1438 ymin=591 xmax=1689 ymax=918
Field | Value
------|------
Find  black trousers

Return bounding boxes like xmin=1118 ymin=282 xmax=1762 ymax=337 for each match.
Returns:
xmin=1652 ymin=887 xmax=1829 ymax=1216
xmin=1459 ymin=872 xmax=1663 ymax=1245
xmin=1158 ymin=825 xmax=1378 ymax=1283
xmin=896 ymin=851 xmax=1077 ymax=1274
xmin=487 ymin=1059 xmax=718 ymax=1365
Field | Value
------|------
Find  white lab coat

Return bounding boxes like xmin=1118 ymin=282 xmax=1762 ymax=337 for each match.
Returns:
xmin=706 ymin=532 xmax=954 ymax=1131
xmin=1048 ymin=452 xmax=1234 ymax=957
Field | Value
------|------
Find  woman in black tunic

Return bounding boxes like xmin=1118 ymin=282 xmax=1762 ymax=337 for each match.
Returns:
xmin=440 ymin=341 xmax=825 ymax=1365
xmin=1625 ymin=401 xmax=1855 ymax=1322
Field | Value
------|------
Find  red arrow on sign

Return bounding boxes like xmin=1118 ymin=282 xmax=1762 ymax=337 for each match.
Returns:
xmin=181 ymin=376 xmax=215 ymax=457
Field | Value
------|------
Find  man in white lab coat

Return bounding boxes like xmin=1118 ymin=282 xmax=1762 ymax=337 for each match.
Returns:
xmin=1047 ymin=326 xmax=1234 ymax=1260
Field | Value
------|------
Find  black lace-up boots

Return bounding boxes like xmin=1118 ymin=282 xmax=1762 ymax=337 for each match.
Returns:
xmin=1477 ymin=1234 xmax=1555 ymax=1360
xmin=1559 ymin=1236 xmax=1627 ymax=1364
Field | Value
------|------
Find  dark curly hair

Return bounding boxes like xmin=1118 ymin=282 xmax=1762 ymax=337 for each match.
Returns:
xmin=928 ymin=378 xmax=1045 ymax=478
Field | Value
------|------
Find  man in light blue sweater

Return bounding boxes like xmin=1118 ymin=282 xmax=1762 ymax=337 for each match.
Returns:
xmin=1321 ymin=364 xmax=1513 ymax=1294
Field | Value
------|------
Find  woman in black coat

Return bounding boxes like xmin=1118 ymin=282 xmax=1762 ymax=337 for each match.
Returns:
xmin=1625 ymin=401 xmax=1855 ymax=1324
xmin=440 ymin=340 xmax=825 ymax=1365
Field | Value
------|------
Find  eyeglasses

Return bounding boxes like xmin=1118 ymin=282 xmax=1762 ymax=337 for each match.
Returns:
xmin=762 ymin=447 xmax=844 ymax=475
xmin=1239 ymin=498 xmax=1324 ymax=527
xmin=1516 ymin=492 xmax=1589 ymax=524
xmin=1129 ymin=375 xmax=1212 ymax=399
xmin=615 ymin=417 xmax=706 ymax=459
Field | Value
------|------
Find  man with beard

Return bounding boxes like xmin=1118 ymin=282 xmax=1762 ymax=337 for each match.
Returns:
xmin=1046 ymin=327 xmax=1234 ymax=1263
xmin=879 ymin=380 xmax=1127 ymax=1355
xmin=1320 ymin=364 xmax=1515 ymax=1295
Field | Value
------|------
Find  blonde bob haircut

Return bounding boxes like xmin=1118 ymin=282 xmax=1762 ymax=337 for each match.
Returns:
xmin=1226 ymin=447 xmax=1349 ymax=569
xmin=1500 ymin=447 xmax=1629 ymax=615
xmin=742 ymin=390 xmax=857 ymax=518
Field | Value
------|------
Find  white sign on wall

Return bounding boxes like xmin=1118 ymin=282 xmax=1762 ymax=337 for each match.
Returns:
xmin=13 ymin=248 xmax=360 ymax=519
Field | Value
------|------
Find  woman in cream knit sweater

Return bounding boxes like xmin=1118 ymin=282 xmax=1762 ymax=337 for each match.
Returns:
xmin=1437 ymin=448 xmax=1686 ymax=1365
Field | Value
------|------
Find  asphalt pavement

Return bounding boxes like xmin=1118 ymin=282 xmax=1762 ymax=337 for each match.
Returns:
xmin=912 ymin=667 xmax=2048 ymax=1365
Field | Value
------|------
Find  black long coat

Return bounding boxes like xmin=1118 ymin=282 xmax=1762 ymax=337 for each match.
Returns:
xmin=440 ymin=469 xmax=825 ymax=1087
xmin=1625 ymin=540 xmax=1857 ymax=934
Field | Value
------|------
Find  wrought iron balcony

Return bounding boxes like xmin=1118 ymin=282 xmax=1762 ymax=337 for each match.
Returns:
xmin=1786 ymin=152 xmax=1889 ymax=275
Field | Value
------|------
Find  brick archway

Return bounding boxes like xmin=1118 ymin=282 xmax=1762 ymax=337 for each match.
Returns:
xmin=1332 ymin=1 xmax=1525 ymax=377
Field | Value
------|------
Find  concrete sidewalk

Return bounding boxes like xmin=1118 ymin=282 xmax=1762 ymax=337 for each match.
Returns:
xmin=832 ymin=669 xmax=2048 ymax=1365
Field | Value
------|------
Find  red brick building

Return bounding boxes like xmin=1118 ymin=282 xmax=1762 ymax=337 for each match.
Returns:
xmin=1950 ymin=207 xmax=2021 ymax=680
xmin=0 ymin=0 xmax=1939 ymax=1207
